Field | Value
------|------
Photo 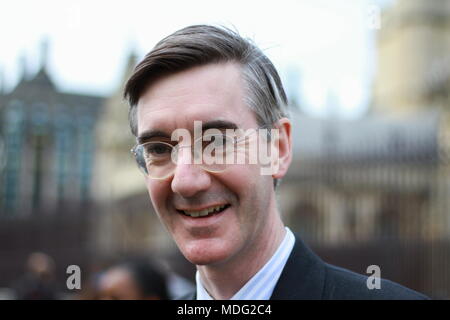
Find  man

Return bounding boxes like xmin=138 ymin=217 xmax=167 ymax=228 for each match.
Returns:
xmin=123 ymin=25 xmax=428 ymax=300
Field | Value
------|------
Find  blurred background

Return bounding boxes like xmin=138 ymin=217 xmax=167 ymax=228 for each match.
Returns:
xmin=1 ymin=0 xmax=449 ymax=299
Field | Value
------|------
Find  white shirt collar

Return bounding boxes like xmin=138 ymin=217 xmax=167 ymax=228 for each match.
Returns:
xmin=196 ymin=227 xmax=295 ymax=300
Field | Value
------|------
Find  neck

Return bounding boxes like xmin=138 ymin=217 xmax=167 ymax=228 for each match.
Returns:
xmin=197 ymin=204 xmax=286 ymax=300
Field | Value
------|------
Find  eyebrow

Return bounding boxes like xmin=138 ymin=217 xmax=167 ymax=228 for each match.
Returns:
xmin=202 ymin=120 xmax=238 ymax=131
xmin=137 ymin=120 xmax=239 ymax=144
xmin=137 ymin=130 xmax=170 ymax=144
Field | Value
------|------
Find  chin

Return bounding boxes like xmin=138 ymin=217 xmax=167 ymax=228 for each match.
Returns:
xmin=179 ymin=238 xmax=234 ymax=266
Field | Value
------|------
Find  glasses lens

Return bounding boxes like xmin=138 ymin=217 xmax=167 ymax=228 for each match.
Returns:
xmin=132 ymin=131 xmax=262 ymax=179
xmin=200 ymin=133 xmax=236 ymax=170
xmin=133 ymin=142 xmax=176 ymax=179
xmin=132 ymin=144 xmax=148 ymax=175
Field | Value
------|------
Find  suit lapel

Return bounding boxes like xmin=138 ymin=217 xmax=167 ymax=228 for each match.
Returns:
xmin=270 ymin=235 xmax=326 ymax=300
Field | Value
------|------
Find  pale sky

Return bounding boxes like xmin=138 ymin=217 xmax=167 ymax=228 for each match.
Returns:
xmin=0 ymin=0 xmax=393 ymax=118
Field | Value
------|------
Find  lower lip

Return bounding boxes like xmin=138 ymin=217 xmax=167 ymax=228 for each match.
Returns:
xmin=177 ymin=205 xmax=230 ymax=225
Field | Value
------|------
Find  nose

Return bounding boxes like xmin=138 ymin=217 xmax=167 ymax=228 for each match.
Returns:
xmin=171 ymin=146 xmax=211 ymax=197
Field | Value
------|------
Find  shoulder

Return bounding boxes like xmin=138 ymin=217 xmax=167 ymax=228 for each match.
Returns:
xmin=272 ymin=234 xmax=430 ymax=300
xmin=322 ymin=263 xmax=429 ymax=300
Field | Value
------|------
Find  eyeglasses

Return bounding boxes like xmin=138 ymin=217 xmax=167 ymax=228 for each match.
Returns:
xmin=131 ymin=128 xmax=270 ymax=180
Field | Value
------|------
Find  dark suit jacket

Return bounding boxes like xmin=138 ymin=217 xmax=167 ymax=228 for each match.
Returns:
xmin=178 ymin=235 xmax=429 ymax=300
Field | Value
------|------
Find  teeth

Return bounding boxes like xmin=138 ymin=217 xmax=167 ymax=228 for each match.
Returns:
xmin=183 ymin=204 xmax=227 ymax=217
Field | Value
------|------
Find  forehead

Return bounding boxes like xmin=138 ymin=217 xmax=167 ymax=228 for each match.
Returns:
xmin=136 ymin=62 xmax=257 ymax=135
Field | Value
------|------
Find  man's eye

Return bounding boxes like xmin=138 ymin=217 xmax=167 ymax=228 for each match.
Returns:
xmin=145 ymin=143 xmax=172 ymax=156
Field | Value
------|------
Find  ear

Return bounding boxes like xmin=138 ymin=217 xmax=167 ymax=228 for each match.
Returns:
xmin=271 ymin=117 xmax=292 ymax=179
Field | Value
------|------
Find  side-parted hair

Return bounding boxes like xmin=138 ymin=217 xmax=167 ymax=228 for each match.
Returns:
xmin=123 ymin=24 xmax=289 ymax=137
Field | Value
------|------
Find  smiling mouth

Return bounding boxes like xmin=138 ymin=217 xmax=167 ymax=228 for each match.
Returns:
xmin=177 ymin=204 xmax=231 ymax=218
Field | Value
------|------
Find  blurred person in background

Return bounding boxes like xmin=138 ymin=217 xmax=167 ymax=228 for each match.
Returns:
xmin=124 ymin=25 xmax=429 ymax=300
xmin=13 ymin=252 xmax=58 ymax=300
xmin=98 ymin=258 xmax=169 ymax=300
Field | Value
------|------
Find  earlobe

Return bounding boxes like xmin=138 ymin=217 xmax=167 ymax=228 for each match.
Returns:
xmin=271 ymin=118 xmax=292 ymax=179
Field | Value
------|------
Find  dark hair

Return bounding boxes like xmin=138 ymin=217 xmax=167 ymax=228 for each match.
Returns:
xmin=123 ymin=24 xmax=289 ymax=137
xmin=119 ymin=259 xmax=169 ymax=300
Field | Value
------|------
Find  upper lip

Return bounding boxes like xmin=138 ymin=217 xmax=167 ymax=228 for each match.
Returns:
xmin=175 ymin=203 xmax=229 ymax=212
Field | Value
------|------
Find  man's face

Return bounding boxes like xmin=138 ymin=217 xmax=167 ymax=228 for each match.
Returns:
xmin=136 ymin=62 xmax=276 ymax=266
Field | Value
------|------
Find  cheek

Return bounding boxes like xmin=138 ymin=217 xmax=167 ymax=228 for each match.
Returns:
xmin=218 ymin=164 xmax=265 ymax=200
xmin=227 ymin=165 xmax=273 ymax=209
xmin=145 ymin=179 xmax=170 ymax=212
